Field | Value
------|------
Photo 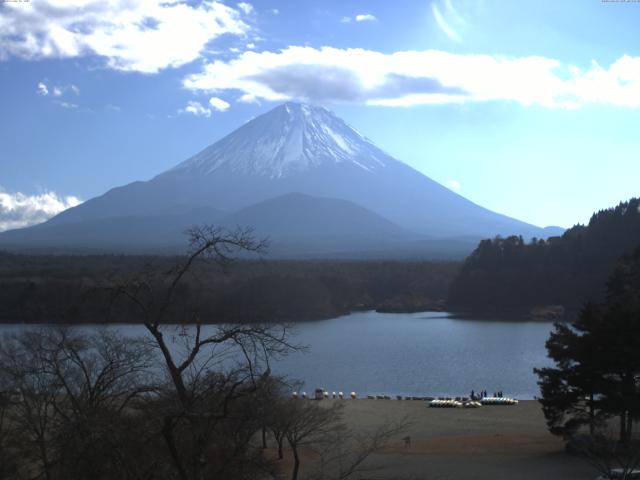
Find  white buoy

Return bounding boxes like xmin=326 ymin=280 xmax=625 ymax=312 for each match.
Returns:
xmin=350 ymin=392 xmax=357 ymax=399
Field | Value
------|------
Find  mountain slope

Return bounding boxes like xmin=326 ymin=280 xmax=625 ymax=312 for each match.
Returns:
xmin=0 ymin=207 xmax=225 ymax=252
xmin=223 ymin=192 xmax=408 ymax=240
xmin=220 ymin=193 xmax=421 ymax=257
xmin=1 ymin=102 xmax=559 ymax=256
xmin=0 ymin=194 xmax=424 ymax=256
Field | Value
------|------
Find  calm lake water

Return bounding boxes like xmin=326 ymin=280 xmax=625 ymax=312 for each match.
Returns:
xmin=0 ymin=311 xmax=555 ymax=399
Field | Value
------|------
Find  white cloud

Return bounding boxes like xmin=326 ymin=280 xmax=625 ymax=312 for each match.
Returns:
xmin=38 ymin=81 xmax=81 ymax=98
xmin=0 ymin=190 xmax=82 ymax=232
xmin=238 ymin=93 xmax=260 ymax=104
xmin=246 ymin=42 xmax=256 ymax=50
xmin=178 ymin=97 xmax=229 ymax=116
xmin=340 ymin=16 xmax=352 ymax=23
xmin=0 ymin=1 xmax=249 ymax=74
xmin=208 ymin=96 xmax=230 ymax=111
xmin=237 ymin=2 xmax=253 ymax=14
xmin=179 ymin=100 xmax=211 ymax=117
xmin=355 ymin=14 xmax=377 ymax=22
xmin=36 ymin=82 xmax=48 ymax=96
xmin=183 ymin=46 xmax=640 ymax=109
xmin=271 ymin=8 xmax=279 ymax=14
xmin=37 ymin=81 xmax=82 ymax=108
xmin=448 ymin=180 xmax=461 ymax=190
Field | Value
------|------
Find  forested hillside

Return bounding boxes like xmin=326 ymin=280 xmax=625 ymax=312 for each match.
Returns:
xmin=447 ymin=198 xmax=640 ymax=315
xmin=0 ymin=254 xmax=458 ymax=323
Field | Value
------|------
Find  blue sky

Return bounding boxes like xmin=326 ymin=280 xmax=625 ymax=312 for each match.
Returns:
xmin=1 ymin=0 xmax=640 ymax=230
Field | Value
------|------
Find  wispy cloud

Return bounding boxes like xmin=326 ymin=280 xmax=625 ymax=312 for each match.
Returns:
xmin=237 ymin=2 xmax=253 ymax=15
xmin=38 ymin=82 xmax=80 ymax=98
xmin=0 ymin=1 xmax=249 ymax=74
xmin=184 ymin=46 xmax=640 ymax=109
xmin=37 ymin=81 xmax=82 ymax=108
xmin=0 ymin=190 xmax=82 ymax=232
xmin=340 ymin=16 xmax=352 ymax=23
xmin=431 ymin=3 xmax=462 ymax=43
xmin=56 ymin=101 xmax=79 ymax=109
xmin=178 ymin=101 xmax=211 ymax=117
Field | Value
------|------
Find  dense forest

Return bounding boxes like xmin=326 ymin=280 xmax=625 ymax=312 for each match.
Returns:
xmin=448 ymin=198 xmax=640 ymax=316
xmin=0 ymin=252 xmax=458 ymax=324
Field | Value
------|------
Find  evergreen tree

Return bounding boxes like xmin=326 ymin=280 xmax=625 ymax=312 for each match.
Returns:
xmin=535 ymin=246 xmax=640 ymax=444
xmin=535 ymin=303 xmax=606 ymax=437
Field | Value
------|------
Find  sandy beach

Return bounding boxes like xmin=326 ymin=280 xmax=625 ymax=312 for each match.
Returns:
xmin=278 ymin=399 xmax=596 ymax=480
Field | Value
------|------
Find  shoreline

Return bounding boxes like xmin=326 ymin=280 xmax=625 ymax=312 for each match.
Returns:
xmin=0 ymin=308 xmax=565 ymax=325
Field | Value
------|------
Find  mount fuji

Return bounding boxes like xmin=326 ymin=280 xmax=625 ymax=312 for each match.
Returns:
xmin=0 ymin=102 xmax=562 ymax=257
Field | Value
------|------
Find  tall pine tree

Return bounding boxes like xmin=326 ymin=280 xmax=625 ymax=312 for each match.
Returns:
xmin=535 ymin=246 xmax=640 ymax=444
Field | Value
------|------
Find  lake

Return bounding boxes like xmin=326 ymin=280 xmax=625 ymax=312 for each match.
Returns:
xmin=0 ymin=311 xmax=555 ymax=399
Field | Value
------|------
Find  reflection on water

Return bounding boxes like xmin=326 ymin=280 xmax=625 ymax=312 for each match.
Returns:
xmin=0 ymin=311 xmax=554 ymax=399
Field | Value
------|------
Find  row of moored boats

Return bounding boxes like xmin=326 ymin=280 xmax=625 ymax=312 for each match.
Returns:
xmin=429 ymin=397 xmax=518 ymax=408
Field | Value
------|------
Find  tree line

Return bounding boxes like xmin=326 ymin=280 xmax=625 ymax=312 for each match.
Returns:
xmin=0 ymin=251 xmax=458 ymax=324
xmin=448 ymin=198 xmax=640 ymax=315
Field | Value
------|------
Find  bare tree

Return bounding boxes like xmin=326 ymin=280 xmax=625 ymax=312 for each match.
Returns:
xmin=263 ymin=388 xmax=410 ymax=480
xmin=282 ymin=400 xmax=344 ymax=480
xmin=110 ymin=225 xmax=298 ymax=480
xmin=0 ymin=374 xmax=19 ymax=480
xmin=268 ymin=396 xmax=291 ymax=461
xmin=310 ymin=418 xmax=410 ymax=480
xmin=0 ymin=327 xmax=157 ymax=480
xmin=261 ymin=379 xmax=304 ymax=461
xmin=1 ymin=329 xmax=67 ymax=480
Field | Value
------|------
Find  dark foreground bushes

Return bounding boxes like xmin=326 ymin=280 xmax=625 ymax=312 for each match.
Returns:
xmin=0 ymin=327 xmax=404 ymax=480
xmin=0 ymin=227 xmax=406 ymax=480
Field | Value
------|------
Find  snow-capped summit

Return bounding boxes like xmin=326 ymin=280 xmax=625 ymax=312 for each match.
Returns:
xmin=170 ymin=102 xmax=388 ymax=178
